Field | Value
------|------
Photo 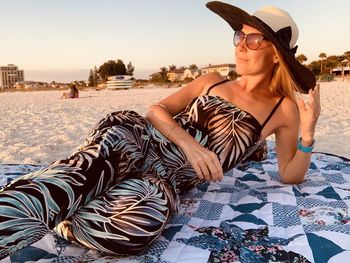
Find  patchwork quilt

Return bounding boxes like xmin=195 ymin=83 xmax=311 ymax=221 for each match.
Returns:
xmin=1 ymin=143 xmax=350 ymax=263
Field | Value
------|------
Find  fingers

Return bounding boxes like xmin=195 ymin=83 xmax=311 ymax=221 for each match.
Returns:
xmin=309 ymin=84 xmax=320 ymax=103
xmin=314 ymin=84 xmax=321 ymax=115
xmin=206 ymin=151 xmax=224 ymax=182
xmin=190 ymin=149 xmax=223 ymax=182
xmin=298 ymin=84 xmax=321 ymax=117
xmin=191 ymin=161 xmax=205 ymax=180
xmin=296 ymin=98 xmax=306 ymax=112
xmin=308 ymin=84 xmax=321 ymax=117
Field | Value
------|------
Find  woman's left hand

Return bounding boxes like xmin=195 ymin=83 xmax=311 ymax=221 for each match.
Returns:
xmin=296 ymin=84 xmax=321 ymax=140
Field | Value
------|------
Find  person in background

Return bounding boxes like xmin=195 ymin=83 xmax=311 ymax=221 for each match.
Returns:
xmin=0 ymin=1 xmax=320 ymax=259
xmin=61 ymin=84 xmax=79 ymax=99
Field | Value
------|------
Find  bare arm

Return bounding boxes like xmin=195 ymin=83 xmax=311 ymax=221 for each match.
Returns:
xmin=275 ymin=122 xmax=312 ymax=184
xmin=146 ymin=72 xmax=225 ymax=181
xmin=275 ymin=85 xmax=321 ymax=184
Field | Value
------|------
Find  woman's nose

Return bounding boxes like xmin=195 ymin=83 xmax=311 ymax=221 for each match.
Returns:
xmin=235 ymin=40 xmax=247 ymax=52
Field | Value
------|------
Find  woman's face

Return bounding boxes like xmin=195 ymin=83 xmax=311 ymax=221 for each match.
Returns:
xmin=235 ymin=25 xmax=278 ymax=77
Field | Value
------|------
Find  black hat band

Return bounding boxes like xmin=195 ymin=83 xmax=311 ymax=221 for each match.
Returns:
xmin=253 ymin=16 xmax=298 ymax=56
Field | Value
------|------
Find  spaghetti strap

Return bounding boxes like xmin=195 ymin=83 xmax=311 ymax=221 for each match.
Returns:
xmin=205 ymin=79 xmax=230 ymax=95
xmin=261 ymin=97 xmax=284 ymax=129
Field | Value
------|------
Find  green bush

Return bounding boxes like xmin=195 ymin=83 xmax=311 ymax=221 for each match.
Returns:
xmin=317 ymin=74 xmax=334 ymax=82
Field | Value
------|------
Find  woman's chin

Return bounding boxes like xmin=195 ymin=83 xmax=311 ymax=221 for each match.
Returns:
xmin=235 ymin=68 xmax=244 ymax=75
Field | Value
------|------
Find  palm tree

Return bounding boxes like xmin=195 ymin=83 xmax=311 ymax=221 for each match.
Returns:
xmin=324 ymin=55 xmax=338 ymax=75
xmin=296 ymin=54 xmax=307 ymax=64
xmin=319 ymin=52 xmax=327 ymax=73
xmin=344 ymin=51 xmax=350 ymax=61
xmin=341 ymin=59 xmax=349 ymax=80
xmin=168 ymin=64 xmax=177 ymax=71
xmin=160 ymin=67 xmax=168 ymax=81
xmin=189 ymin=64 xmax=198 ymax=70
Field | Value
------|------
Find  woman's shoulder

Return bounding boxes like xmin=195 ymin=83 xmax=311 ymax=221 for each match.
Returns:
xmin=198 ymin=72 xmax=225 ymax=85
xmin=264 ymin=96 xmax=298 ymax=138
xmin=276 ymin=96 xmax=299 ymax=126
xmin=194 ymin=72 xmax=228 ymax=94
xmin=280 ymin=96 xmax=298 ymax=113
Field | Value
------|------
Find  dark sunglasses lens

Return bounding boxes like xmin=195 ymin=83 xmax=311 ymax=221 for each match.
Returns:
xmin=233 ymin=31 xmax=244 ymax=47
xmin=246 ymin=34 xmax=264 ymax=50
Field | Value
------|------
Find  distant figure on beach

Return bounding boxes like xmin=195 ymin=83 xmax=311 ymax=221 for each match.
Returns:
xmin=61 ymin=84 xmax=79 ymax=99
xmin=0 ymin=1 xmax=321 ymax=259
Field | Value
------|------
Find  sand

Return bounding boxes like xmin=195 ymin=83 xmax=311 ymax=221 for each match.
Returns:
xmin=0 ymin=81 xmax=349 ymax=165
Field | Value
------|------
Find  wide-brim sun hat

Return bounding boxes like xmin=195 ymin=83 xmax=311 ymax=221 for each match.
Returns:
xmin=206 ymin=1 xmax=316 ymax=93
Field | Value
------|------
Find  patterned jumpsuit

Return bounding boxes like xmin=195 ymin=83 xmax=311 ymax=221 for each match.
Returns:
xmin=0 ymin=80 xmax=283 ymax=259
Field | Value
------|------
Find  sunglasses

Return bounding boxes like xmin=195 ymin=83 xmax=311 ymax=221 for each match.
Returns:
xmin=233 ymin=31 xmax=266 ymax=50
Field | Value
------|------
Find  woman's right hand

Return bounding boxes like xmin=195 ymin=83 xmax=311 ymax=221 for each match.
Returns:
xmin=181 ymin=142 xmax=223 ymax=182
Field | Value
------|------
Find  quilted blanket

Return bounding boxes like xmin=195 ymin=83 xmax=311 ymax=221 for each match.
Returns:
xmin=1 ymin=143 xmax=350 ymax=263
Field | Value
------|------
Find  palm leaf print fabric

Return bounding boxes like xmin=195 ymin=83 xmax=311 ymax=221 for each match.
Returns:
xmin=0 ymin=94 xmax=262 ymax=259
xmin=175 ymin=95 xmax=261 ymax=171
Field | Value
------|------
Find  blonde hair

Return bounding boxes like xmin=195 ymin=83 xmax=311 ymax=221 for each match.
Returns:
xmin=269 ymin=46 xmax=302 ymax=101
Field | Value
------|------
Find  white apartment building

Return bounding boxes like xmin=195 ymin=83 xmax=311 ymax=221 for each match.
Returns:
xmin=201 ymin=63 xmax=236 ymax=78
xmin=0 ymin=64 xmax=24 ymax=89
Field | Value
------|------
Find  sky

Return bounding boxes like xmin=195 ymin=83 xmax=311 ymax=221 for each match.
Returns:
xmin=1 ymin=0 xmax=349 ymax=82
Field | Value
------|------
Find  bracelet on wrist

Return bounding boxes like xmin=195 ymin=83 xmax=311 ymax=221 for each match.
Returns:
xmin=153 ymin=103 xmax=170 ymax=114
xmin=297 ymin=137 xmax=315 ymax=153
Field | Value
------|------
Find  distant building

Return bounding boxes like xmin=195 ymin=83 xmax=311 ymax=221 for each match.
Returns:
xmin=149 ymin=68 xmax=200 ymax=82
xmin=332 ymin=66 xmax=350 ymax=76
xmin=183 ymin=68 xmax=200 ymax=79
xmin=149 ymin=64 xmax=235 ymax=82
xmin=167 ymin=69 xmax=185 ymax=82
xmin=149 ymin=72 xmax=162 ymax=81
xmin=201 ymin=63 xmax=236 ymax=78
xmin=0 ymin=64 xmax=24 ymax=89
xmin=15 ymin=81 xmax=48 ymax=90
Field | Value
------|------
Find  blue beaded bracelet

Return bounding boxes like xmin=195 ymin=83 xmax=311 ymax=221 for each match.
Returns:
xmin=297 ymin=137 xmax=315 ymax=153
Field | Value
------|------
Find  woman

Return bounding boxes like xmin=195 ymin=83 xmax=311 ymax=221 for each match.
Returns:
xmin=61 ymin=84 xmax=79 ymax=99
xmin=0 ymin=1 xmax=320 ymax=259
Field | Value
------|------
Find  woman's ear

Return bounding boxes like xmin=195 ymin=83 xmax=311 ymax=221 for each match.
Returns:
xmin=272 ymin=47 xmax=279 ymax=64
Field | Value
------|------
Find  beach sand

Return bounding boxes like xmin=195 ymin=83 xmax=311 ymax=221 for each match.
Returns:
xmin=0 ymin=81 xmax=349 ymax=165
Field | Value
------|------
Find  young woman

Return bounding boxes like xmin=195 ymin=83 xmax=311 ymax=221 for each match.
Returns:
xmin=0 ymin=1 xmax=320 ymax=259
xmin=61 ymin=84 xmax=79 ymax=99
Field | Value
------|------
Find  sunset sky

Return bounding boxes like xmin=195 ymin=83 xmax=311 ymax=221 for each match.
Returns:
xmin=1 ymin=0 xmax=349 ymax=82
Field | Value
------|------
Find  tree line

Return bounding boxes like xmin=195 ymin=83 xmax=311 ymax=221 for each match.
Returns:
xmin=155 ymin=50 xmax=350 ymax=82
xmin=87 ymin=50 xmax=350 ymax=87
xmin=152 ymin=64 xmax=199 ymax=82
xmin=88 ymin=59 xmax=134 ymax=87
xmin=297 ymin=50 xmax=350 ymax=76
